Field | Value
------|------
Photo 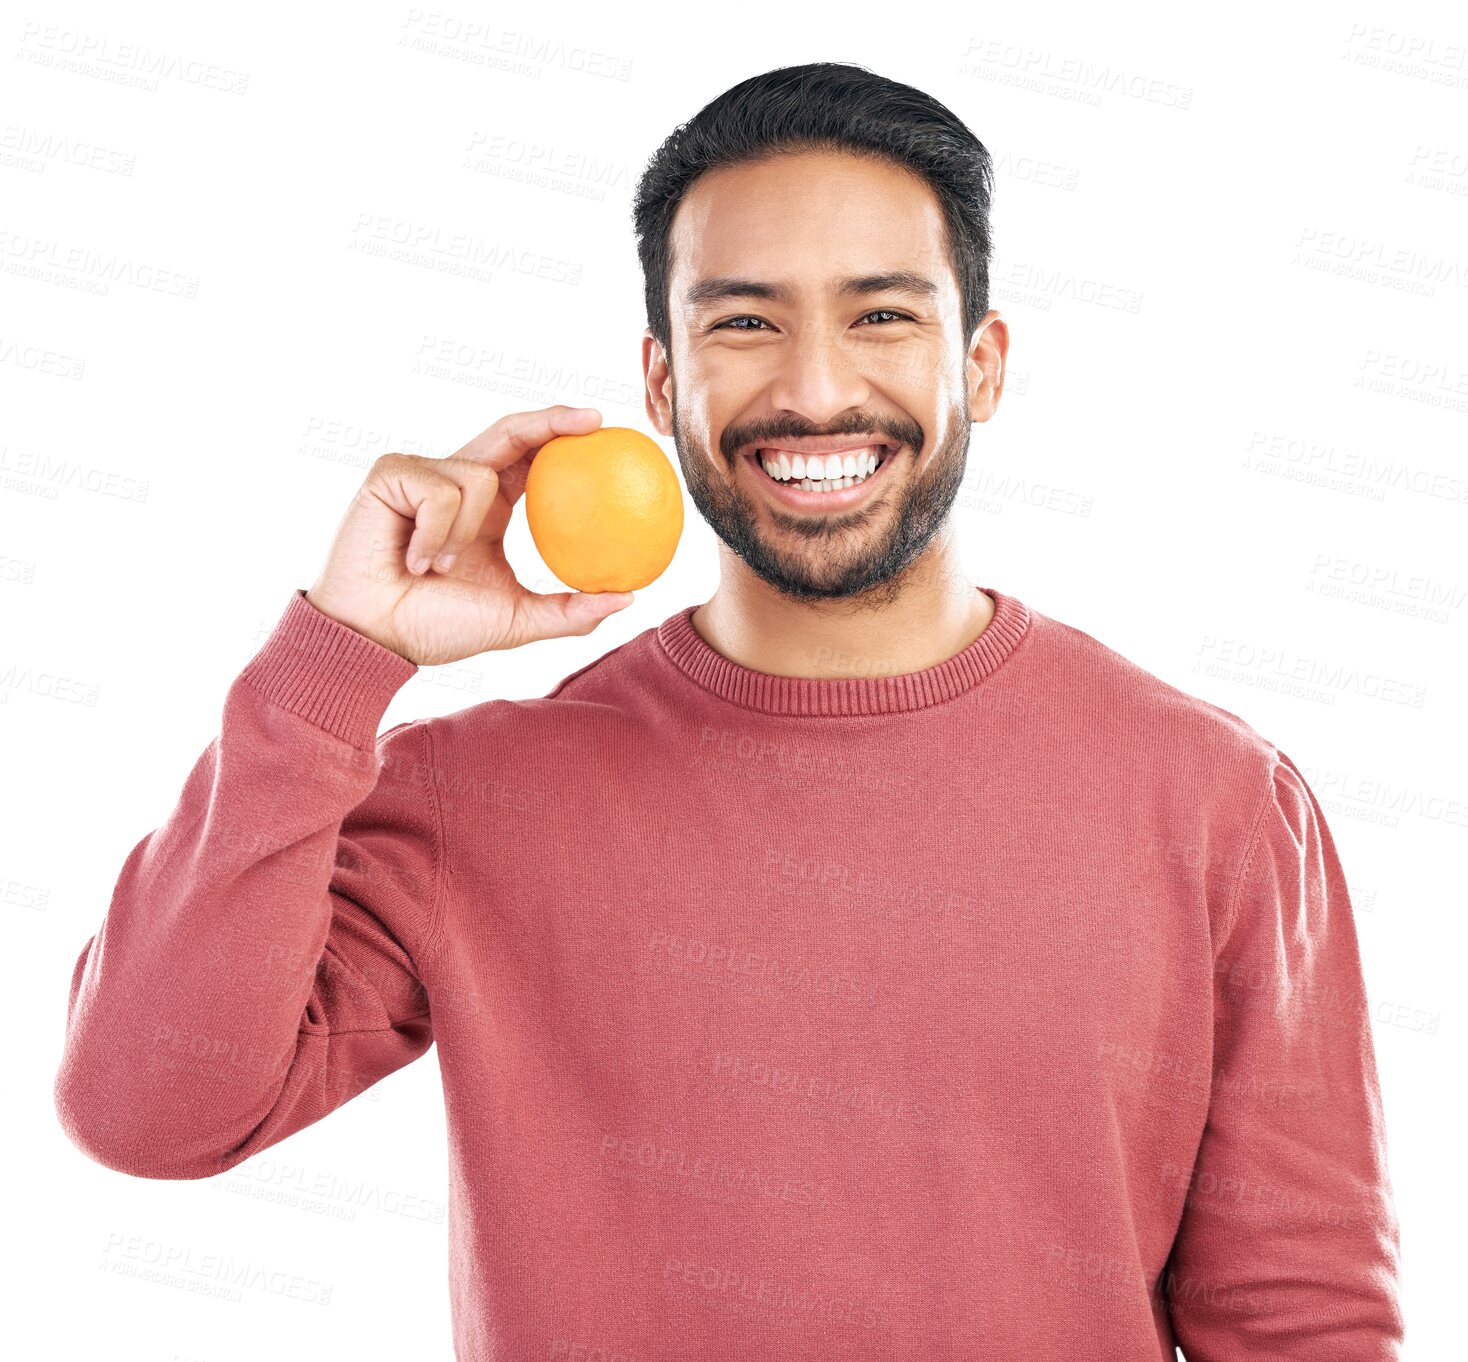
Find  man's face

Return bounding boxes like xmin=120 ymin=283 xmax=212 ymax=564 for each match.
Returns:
xmin=644 ymin=149 xmax=999 ymax=604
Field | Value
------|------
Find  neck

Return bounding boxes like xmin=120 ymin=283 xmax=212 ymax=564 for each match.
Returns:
xmin=691 ymin=540 xmax=994 ymax=682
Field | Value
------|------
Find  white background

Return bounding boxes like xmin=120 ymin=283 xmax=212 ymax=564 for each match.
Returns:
xmin=4 ymin=1 xmax=1463 ymax=1357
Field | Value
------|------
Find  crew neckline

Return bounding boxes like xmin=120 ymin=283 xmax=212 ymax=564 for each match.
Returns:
xmin=655 ymin=583 xmax=1030 ymax=717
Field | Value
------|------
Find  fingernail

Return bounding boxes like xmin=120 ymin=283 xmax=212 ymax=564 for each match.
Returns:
xmin=409 ymin=554 xmax=431 ymax=574
xmin=434 ymin=553 xmax=456 ymax=571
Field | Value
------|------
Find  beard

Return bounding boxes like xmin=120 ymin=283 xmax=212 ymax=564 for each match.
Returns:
xmin=670 ymin=388 xmax=972 ymax=607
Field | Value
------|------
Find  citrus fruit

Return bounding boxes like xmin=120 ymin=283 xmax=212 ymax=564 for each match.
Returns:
xmin=524 ymin=426 xmax=684 ymax=592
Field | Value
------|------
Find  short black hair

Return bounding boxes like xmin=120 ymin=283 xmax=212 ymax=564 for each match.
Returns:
xmin=632 ymin=61 xmax=995 ymax=359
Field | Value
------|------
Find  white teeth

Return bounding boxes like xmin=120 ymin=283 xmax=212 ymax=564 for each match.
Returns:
xmin=757 ymin=446 xmax=887 ymax=491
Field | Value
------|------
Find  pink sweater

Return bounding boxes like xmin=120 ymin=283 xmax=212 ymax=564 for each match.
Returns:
xmin=54 ymin=583 xmax=1404 ymax=1359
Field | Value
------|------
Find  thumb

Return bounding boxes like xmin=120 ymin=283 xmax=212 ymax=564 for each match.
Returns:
xmin=520 ymin=588 xmax=635 ymax=639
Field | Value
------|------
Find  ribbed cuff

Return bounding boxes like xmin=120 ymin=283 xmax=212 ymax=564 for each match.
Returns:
xmin=238 ymin=589 xmax=419 ymax=748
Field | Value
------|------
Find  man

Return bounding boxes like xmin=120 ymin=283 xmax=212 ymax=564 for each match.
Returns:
xmin=54 ymin=61 xmax=1403 ymax=1359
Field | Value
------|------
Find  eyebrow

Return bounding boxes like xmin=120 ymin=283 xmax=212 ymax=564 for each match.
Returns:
xmin=684 ymin=271 xmax=941 ymax=309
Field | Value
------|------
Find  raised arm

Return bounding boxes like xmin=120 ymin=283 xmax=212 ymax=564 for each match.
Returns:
xmin=53 ymin=590 xmax=441 ymax=1179
xmin=54 ymin=405 xmax=635 ymax=1179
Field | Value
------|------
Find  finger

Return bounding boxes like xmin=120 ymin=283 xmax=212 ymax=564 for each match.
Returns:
xmin=422 ymin=457 xmax=501 ymax=571
xmin=450 ymin=405 xmax=602 ymax=471
xmin=374 ymin=456 xmax=503 ymax=575
xmin=402 ymin=480 xmax=461 ymax=575
xmin=511 ymin=585 xmax=634 ymax=642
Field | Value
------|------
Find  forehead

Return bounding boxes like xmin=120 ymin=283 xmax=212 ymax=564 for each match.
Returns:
xmin=669 ymin=150 xmax=953 ymax=306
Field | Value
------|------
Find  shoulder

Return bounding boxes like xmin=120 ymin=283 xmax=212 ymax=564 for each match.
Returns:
xmin=1025 ymin=601 xmax=1281 ymax=782
xmin=1027 ymin=601 xmax=1280 ymax=751
xmin=414 ymin=619 xmax=666 ymax=752
xmin=1024 ymin=602 xmax=1322 ymax=943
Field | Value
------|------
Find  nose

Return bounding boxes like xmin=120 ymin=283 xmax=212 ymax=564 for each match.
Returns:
xmin=764 ymin=318 xmax=877 ymax=426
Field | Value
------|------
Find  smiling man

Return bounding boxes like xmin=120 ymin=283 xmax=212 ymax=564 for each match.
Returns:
xmin=628 ymin=75 xmax=1402 ymax=1357
xmin=56 ymin=62 xmax=1402 ymax=1361
xmin=646 ymin=133 xmax=997 ymax=664
xmin=666 ymin=215 xmax=978 ymax=599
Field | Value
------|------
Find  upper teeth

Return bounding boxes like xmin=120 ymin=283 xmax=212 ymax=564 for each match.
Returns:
xmin=758 ymin=447 xmax=886 ymax=484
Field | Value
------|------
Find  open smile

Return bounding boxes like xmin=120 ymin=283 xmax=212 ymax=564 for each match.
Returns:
xmin=741 ymin=442 xmax=900 ymax=512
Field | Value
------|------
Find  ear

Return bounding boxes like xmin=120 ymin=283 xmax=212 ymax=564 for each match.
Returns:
xmin=643 ymin=329 xmax=674 ymax=436
xmin=967 ymin=310 xmax=1009 ymax=425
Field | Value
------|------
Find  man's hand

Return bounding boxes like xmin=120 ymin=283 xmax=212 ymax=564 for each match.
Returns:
xmin=306 ymin=406 xmax=634 ymax=664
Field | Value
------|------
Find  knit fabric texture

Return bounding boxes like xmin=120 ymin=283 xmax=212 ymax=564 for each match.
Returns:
xmin=54 ymin=584 xmax=1404 ymax=1359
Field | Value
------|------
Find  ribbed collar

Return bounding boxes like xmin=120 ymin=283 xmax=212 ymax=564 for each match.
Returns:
xmin=655 ymin=584 xmax=1030 ymax=717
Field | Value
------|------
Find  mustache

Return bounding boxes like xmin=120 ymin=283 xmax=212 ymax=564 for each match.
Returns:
xmin=723 ymin=421 xmax=925 ymax=457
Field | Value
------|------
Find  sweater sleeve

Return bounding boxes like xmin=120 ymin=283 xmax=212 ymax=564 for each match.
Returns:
xmin=1165 ymin=749 xmax=1405 ymax=1358
xmin=52 ymin=589 xmax=442 ymax=1181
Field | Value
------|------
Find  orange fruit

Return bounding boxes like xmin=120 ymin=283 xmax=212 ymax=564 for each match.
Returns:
xmin=524 ymin=426 xmax=684 ymax=592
